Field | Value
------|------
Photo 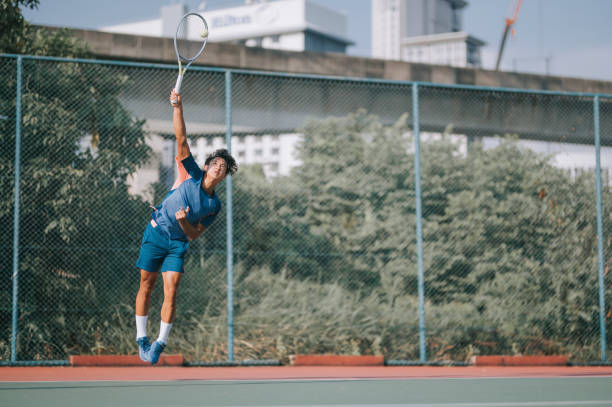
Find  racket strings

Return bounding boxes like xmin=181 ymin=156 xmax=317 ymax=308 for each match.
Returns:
xmin=173 ymin=13 xmax=208 ymax=96
xmin=175 ymin=14 xmax=208 ymax=62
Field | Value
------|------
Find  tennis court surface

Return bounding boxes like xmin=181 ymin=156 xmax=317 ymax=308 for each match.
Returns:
xmin=2 ymin=366 xmax=612 ymax=407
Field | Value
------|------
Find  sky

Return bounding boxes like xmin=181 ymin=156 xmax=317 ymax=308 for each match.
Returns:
xmin=21 ymin=0 xmax=612 ymax=82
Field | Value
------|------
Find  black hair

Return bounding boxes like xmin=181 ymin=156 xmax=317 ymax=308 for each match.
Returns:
xmin=205 ymin=148 xmax=238 ymax=176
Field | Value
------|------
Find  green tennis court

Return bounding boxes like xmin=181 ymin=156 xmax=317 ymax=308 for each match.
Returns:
xmin=3 ymin=376 xmax=612 ymax=407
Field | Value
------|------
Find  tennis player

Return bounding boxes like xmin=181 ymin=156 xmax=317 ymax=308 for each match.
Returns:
xmin=134 ymin=89 xmax=237 ymax=364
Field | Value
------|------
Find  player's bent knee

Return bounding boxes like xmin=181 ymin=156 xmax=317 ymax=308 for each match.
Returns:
xmin=164 ymin=286 xmax=179 ymax=299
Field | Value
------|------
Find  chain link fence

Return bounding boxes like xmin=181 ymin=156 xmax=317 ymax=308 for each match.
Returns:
xmin=600 ymin=96 xmax=612 ymax=362
xmin=230 ymin=73 xmax=416 ymax=362
xmin=1 ymin=54 xmax=610 ymax=364
xmin=0 ymin=56 xmax=17 ymax=362
xmin=419 ymin=86 xmax=607 ymax=362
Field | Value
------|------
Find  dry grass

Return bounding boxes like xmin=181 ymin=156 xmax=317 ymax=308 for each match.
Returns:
xmin=3 ymin=267 xmax=603 ymax=363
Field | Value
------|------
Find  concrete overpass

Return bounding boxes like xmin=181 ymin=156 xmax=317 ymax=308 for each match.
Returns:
xmin=42 ymin=26 xmax=612 ymax=147
xmin=49 ymin=26 xmax=612 ymax=94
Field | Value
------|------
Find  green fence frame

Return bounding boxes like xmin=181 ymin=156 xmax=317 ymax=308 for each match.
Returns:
xmin=2 ymin=53 xmax=610 ymax=365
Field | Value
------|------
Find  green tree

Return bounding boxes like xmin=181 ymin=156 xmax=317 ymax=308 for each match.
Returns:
xmin=1 ymin=0 xmax=151 ymax=359
xmin=1 ymin=0 xmax=89 ymax=57
xmin=1 ymin=0 xmax=39 ymax=53
xmin=422 ymin=138 xmax=612 ymax=359
xmin=283 ymin=110 xmax=611 ymax=360
xmin=296 ymin=109 xmax=416 ymax=293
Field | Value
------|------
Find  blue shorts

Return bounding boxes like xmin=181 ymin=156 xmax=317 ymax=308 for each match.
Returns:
xmin=136 ymin=223 xmax=189 ymax=273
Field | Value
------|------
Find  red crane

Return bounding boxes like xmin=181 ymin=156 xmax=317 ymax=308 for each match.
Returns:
xmin=495 ymin=0 xmax=523 ymax=71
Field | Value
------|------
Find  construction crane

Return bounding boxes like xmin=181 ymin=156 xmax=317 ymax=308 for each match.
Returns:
xmin=495 ymin=0 xmax=523 ymax=71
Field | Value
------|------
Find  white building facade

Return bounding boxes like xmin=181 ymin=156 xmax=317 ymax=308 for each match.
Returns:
xmin=372 ymin=0 xmax=403 ymax=60
xmin=192 ymin=133 xmax=302 ymax=179
xmin=371 ymin=0 xmax=485 ymax=68
xmin=102 ymin=0 xmax=353 ymax=54
xmin=401 ymin=31 xmax=484 ymax=68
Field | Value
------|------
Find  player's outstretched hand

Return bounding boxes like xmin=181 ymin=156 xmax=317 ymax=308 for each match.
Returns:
xmin=175 ymin=206 xmax=190 ymax=221
xmin=170 ymin=89 xmax=182 ymax=108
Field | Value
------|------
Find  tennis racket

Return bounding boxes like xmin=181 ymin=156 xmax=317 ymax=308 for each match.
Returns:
xmin=171 ymin=12 xmax=209 ymax=105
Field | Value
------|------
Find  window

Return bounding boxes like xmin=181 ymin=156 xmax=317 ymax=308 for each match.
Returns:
xmin=206 ymin=138 xmax=213 ymax=146
xmin=255 ymin=149 xmax=263 ymax=156
xmin=238 ymin=150 xmax=245 ymax=158
xmin=271 ymin=148 xmax=279 ymax=155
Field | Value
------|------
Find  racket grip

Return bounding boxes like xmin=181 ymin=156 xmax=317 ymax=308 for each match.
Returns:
xmin=171 ymin=75 xmax=183 ymax=106
xmin=174 ymin=75 xmax=183 ymax=95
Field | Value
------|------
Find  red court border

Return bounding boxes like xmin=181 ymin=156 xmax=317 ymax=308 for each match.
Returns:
xmin=2 ymin=366 xmax=612 ymax=382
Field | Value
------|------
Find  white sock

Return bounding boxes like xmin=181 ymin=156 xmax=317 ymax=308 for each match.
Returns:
xmin=157 ymin=321 xmax=172 ymax=344
xmin=136 ymin=315 xmax=148 ymax=339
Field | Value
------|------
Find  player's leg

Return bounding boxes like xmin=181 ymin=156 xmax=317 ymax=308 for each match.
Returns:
xmin=160 ymin=271 xmax=182 ymax=325
xmin=149 ymin=271 xmax=182 ymax=364
xmin=135 ymin=269 xmax=158 ymax=322
xmin=134 ymin=269 xmax=158 ymax=361
xmin=134 ymin=223 xmax=166 ymax=361
xmin=149 ymin=239 xmax=188 ymax=365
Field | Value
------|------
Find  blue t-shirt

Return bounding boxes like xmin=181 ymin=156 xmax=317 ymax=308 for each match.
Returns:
xmin=152 ymin=154 xmax=221 ymax=241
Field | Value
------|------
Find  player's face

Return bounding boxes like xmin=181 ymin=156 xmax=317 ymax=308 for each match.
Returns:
xmin=205 ymin=158 xmax=228 ymax=181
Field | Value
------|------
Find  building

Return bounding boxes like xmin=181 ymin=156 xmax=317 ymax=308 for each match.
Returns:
xmin=193 ymin=133 xmax=302 ymax=180
xmin=401 ymin=31 xmax=484 ymax=68
xmin=102 ymin=0 xmax=353 ymax=54
xmin=371 ymin=0 xmax=485 ymax=68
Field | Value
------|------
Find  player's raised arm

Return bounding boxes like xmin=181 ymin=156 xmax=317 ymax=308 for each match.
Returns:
xmin=170 ymin=89 xmax=191 ymax=160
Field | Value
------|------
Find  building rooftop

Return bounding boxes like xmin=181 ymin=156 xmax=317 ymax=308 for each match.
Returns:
xmin=401 ymin=31 xmax=486 ymax=47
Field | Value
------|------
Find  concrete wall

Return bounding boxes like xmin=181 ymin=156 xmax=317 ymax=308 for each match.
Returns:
xmin=43 ymin=26 xmax=612 ymax=94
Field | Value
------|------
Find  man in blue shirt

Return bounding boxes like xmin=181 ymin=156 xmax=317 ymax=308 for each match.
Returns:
xmin=134 ymin=89 xmax=237 ymax=364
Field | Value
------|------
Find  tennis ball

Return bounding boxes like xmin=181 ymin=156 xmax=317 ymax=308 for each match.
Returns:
xmin=201 ymin=28 xmax=208 ymax=38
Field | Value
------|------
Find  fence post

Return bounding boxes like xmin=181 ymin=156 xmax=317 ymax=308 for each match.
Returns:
xmin=594 ymin=95 xmax=607 ymax=362
xmin=225 ymin=70 xmax=235 ymax=362
xmin=11 ymin=56 xmax=23 ymax=363
xmin=412 ymin=83 xmax=426 ymax=363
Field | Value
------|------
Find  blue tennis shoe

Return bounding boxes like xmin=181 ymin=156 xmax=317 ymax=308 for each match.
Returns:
xmin=137 ymin=336 xmax=151 ymax=362
xmin=150 ymin=340 xmax=166 ymax=365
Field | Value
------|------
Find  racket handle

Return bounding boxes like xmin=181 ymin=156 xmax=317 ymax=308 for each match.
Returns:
xmin=174 ymin=74 xmax=183 ymax=95
xmin=171 ymin=74 xmax=183 ymax=105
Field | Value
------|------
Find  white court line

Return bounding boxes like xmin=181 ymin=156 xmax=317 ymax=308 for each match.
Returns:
xmin=3 ymin=375 xmax=612 ymax=384
xmin=233 ymin=403 xmax=612 ymax=407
